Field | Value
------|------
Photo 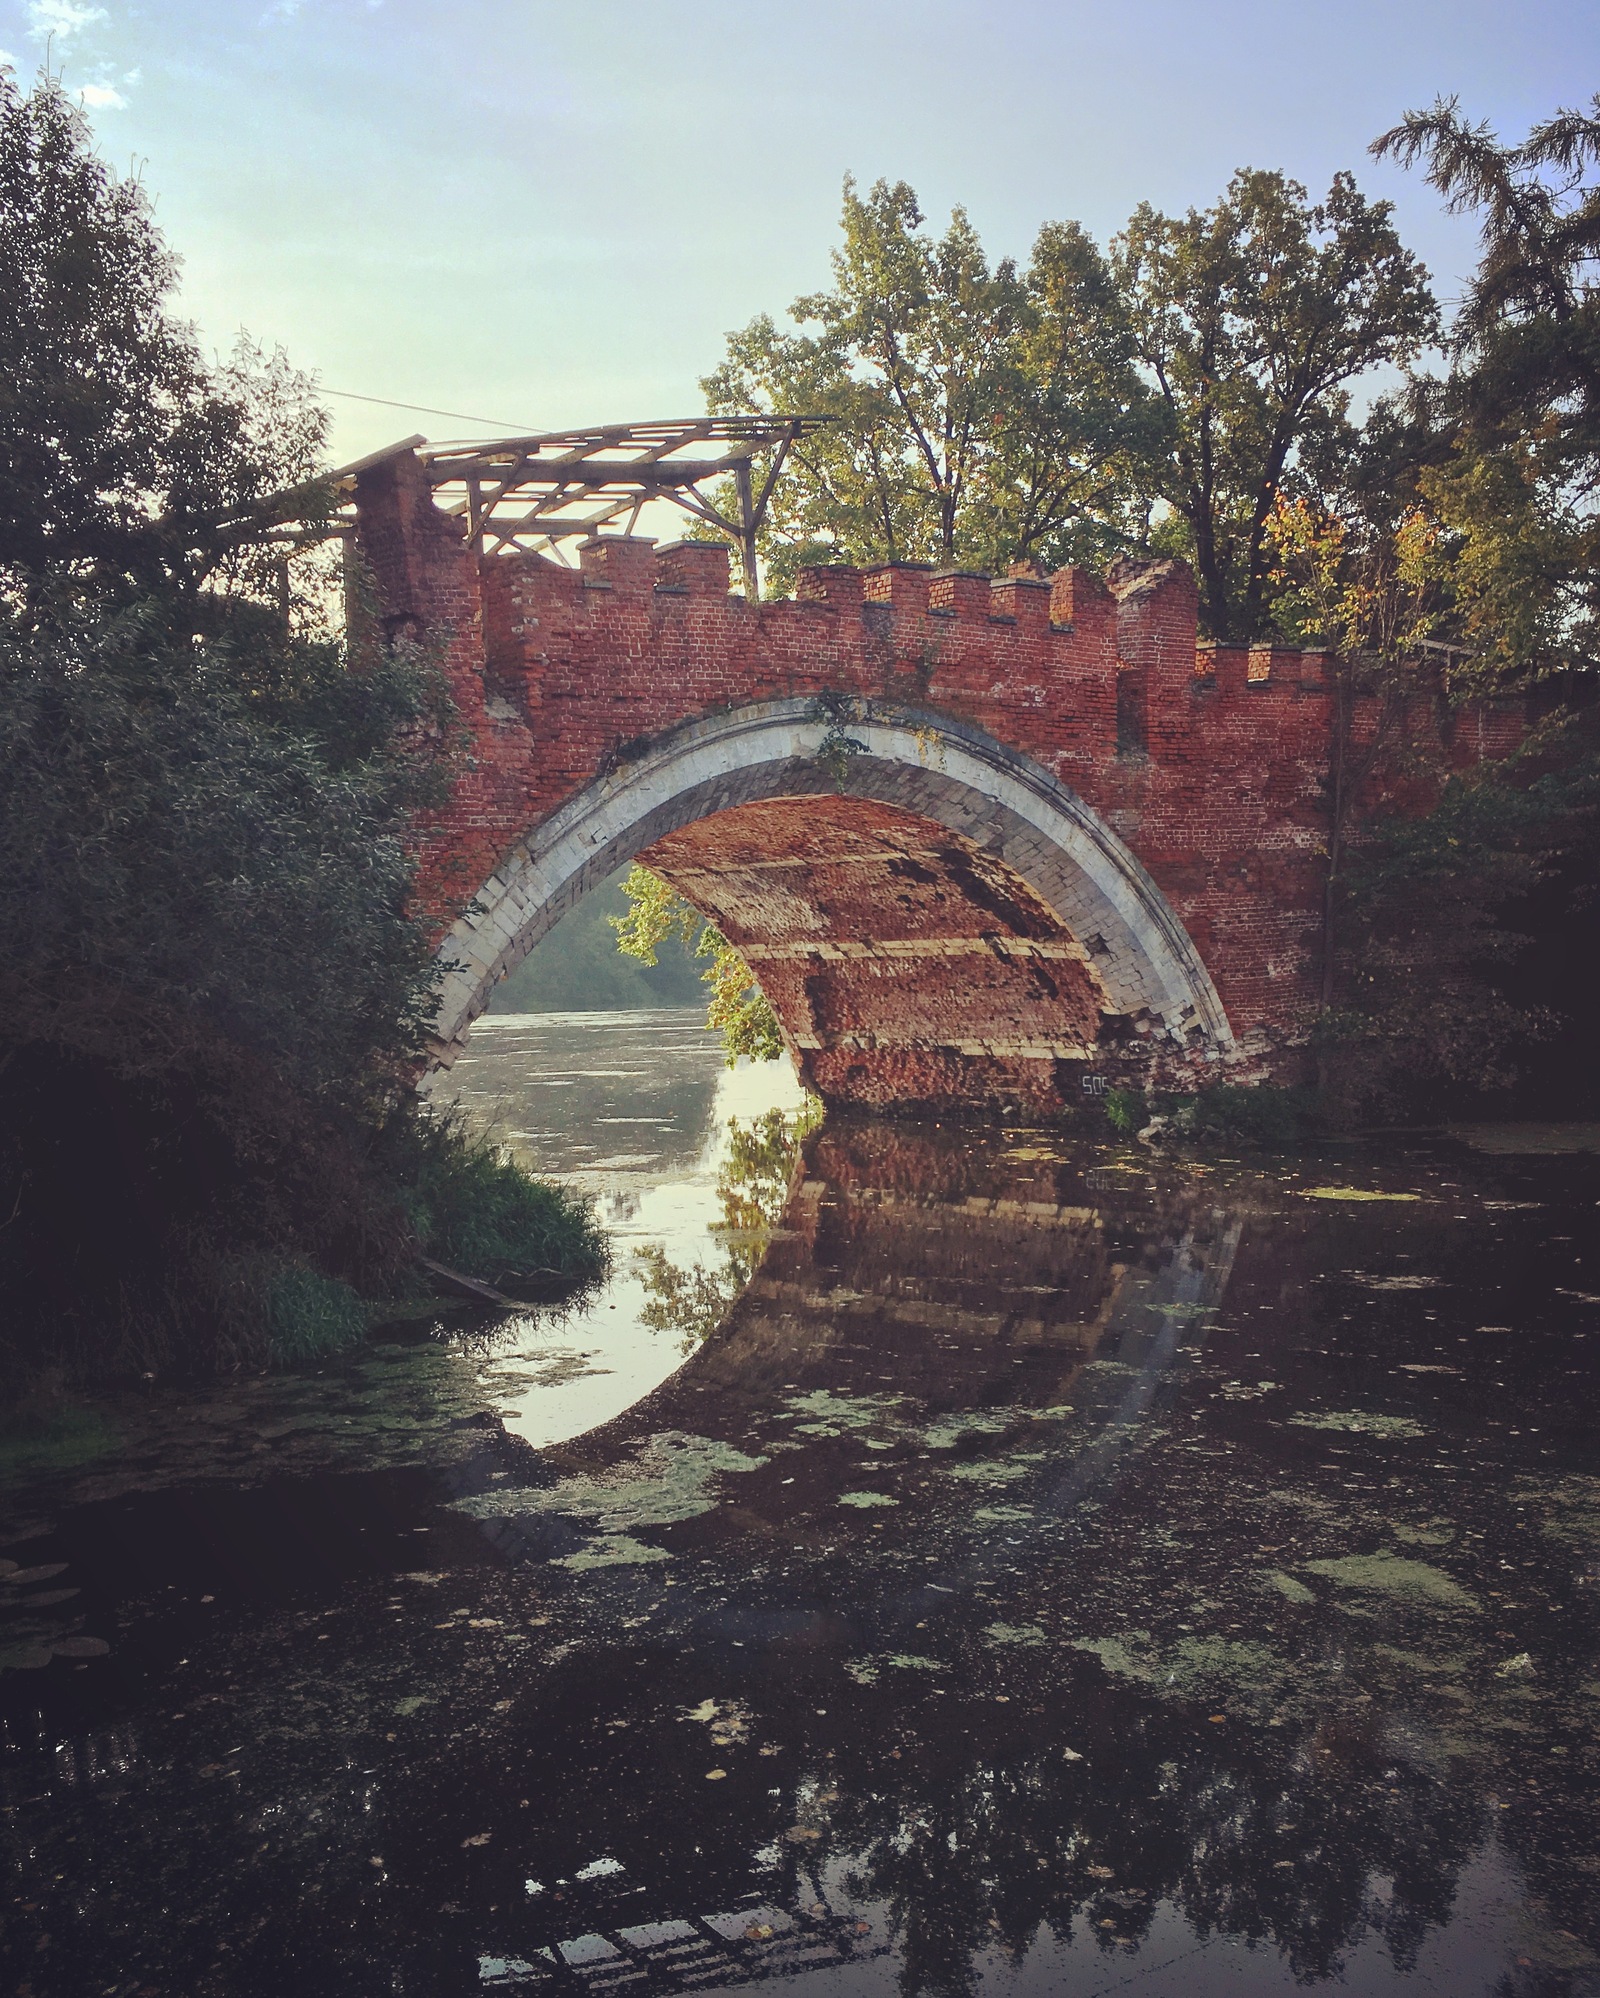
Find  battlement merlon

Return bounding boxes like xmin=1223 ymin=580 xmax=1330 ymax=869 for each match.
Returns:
xmin=352 ymin=445 xmax=1519 ymax=763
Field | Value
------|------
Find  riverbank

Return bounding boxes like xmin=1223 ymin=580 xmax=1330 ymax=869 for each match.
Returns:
xmin=0 ymin=1062 xmax=608 ymax=1398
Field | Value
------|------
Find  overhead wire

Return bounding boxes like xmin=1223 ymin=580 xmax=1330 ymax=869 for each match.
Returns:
xmin=321 ymin=386 xmax=535 ymax=431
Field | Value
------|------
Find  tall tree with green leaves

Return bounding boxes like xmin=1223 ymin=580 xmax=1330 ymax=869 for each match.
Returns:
xmin=1372 ymin=95 xmax=1600 ymax=680
xmin=703 ymin=177 xmax=1161 ymax=592
xmin=0 ymin=71 xmax=602 ymax=1373
xmin=0 ymin=72 xmax=326 ymax=614
xmin=1113 ymin=169 xmax=1438 ymax=641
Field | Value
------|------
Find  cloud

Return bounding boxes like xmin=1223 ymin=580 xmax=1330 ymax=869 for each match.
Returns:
xmin=263 ymin=0 xmax=306 ymax=20
xmin=77 ymin=78 xmax=125 ymax=108
xmin=26 ymin=2 xmax=109 ymax=41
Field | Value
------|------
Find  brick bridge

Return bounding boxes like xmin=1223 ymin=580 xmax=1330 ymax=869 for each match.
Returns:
xmin=355 ymin=447 xmax=1520 ymax=1117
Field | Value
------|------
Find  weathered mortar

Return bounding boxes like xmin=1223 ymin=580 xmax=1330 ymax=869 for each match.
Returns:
xmin=354 ymin=449 xmax=1524 ymax=1112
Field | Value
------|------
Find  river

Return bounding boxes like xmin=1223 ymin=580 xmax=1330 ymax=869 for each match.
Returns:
xmin=2 ymin=1010 xmax=1598 ymax=1997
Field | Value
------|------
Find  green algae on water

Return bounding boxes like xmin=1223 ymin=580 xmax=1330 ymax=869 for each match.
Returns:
xmin=985 ymin=1622 xmax=1048 ymax=1647
xmin=456 ymin=1431 xmax=766 ymax=1534
xmin=556 ymin=1534 xmax=672 ymax=1570
xmin=922 ymin=1410 xmax=1014 ymax=1450
xmin=1288 ymin=1412 xmax=1428 ymax=1439
xmin=777 ymin=1389 xmax=904 ymax=1437
xmin=1303 ymin=1551 xmax=1479 ymax=1610
xmin=1300 ymin=1187 xmax=1422 ymax=1202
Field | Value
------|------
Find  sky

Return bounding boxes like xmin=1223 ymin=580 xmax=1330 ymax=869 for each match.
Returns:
xmin=2 ymin=0 xmax=1596 ymax=466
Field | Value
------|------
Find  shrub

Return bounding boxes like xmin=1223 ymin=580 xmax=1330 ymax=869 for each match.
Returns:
xmin=1103 ymin=1081 xmax=1318 ymax=1148
xmin=258 ymin=1262 xmax=370 ymax=1368
xmin=1103 ymin=1087 xmax=1149 ymax=1134
xmin=402 ymin=1114 xmax=608 ymax=1295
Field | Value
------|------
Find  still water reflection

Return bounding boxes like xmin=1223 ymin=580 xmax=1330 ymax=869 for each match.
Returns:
xmin=421 ymin=1009 xmax=813 ymax=1444
xmin=3 ymin=1012 xmax=1599 ymax=1998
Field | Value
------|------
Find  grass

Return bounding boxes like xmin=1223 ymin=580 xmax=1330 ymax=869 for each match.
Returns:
xmin=403 ymin=1113 xmax=609 ymax=1296
xmin=261 ymin=1263 xmax=372 ymax=1366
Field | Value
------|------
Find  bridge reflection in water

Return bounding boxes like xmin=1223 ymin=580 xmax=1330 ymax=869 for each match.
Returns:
xmin=458 ymin=1119 xmax=1251 ymax=1992
xmin=4 ymin=1073 xmax=1596 ymax=1997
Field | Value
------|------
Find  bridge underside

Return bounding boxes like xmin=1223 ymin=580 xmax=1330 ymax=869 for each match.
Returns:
xmin=638 ymin=796 xmax=1112 ymax=1117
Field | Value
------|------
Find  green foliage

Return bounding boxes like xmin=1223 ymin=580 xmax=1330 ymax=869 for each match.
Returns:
xmin=1188 ymin=1085 xmax=1318 ymax=1145
xmin=705 ymin=168 xmax=1433 ymax=625
xmin=1373 ymin=96 xmax=1600 ymax=680
xmin=0 ymin=71 xmax=327 ymax=608
xmin=1114 ymin=169 xmax=1438 ymax=641
xmin=1316 ymin=729 xmax=1600 ymax=1120
xmin=701 ymin=941 xmax=786 ymax=1066
xmin=1103 ymin=1087 xmax=1148 ymax=1134
xmin=611 ymin=864 xmax=784 ymax=1066
xmin=1103 ymin=1083 xmax=1317 ymax=1146
xmin=0 ymin=603 xmax=450 ymax=1096
xmin=636 ymin=1102 xmax=821 ymax=1351
xmin=811 ymin=690 xmax=872 ymax=788
xmin=0 ymin=71 xmax=448 ymax=1105
xmin=259 ymin=1264 xmax=370 ymax=1368
xmin=0 ymin=72 xmax=594 ymax=1378
xmin=702 ymin=176 xmax=1161 ymax=592
xmin=490 ymin=871 xmax=706 ymax=1013
xmin=401 ymin=1113 xmax=608 ymax=1295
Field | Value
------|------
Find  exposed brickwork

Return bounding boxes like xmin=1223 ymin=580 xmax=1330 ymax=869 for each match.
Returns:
xmin=354 ymin=449 xmax=1524 ymax=1112
xmin=639 ymin=797 xmax=1105 ymax=1116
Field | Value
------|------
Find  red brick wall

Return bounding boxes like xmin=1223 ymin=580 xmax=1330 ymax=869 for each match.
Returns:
xmin=354 ymin=452 xmax=1523 ymax=1086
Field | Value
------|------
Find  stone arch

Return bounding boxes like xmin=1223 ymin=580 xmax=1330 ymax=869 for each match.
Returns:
xmin=430 ymin=700 xmax=1234 ymax=1109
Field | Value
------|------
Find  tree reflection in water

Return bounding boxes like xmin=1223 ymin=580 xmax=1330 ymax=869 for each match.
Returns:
xmin=2 ymin=1117 xmax=1597 ymax=1997
xmin=634 ymin=1101 xmax=822 ymax=1354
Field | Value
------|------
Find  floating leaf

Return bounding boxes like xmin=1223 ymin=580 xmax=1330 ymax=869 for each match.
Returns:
xmin=0 ymin=1643 xmax=52 ymax=1671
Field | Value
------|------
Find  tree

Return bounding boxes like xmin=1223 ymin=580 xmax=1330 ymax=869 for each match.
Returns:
xmin=1372 ymin=96 xmax=1600 ymax=679
xmin=702 ymin=177 xmax=1160 ymax=593
xmin=1265 ymin=494 xmax=1445 ymax=1009
xmin=1113 ymin=170 xmax=1438 ymax=641
xmin=1314 ymin=736 xmax=1600 ymax=1121
xmin=610 ymin=865 xmax=783 ymax=1065
xmin=0 ymin=72 xmax=600 ymax=1375
xmin=0 ymin=71 xmax=324 ymax=612
xmin=0 ymin=73 xmax=440 ymax=1101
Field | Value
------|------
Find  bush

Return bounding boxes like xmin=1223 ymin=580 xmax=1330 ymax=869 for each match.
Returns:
xmin=402 ymin=1114 xmax=608 ymax=1296
xmin=1103 ymin=1087 xmax=1149 ymax=1134
xmin=1103 ymin=1082 xmax=1318 ymax=1148
xmin=0 ymin=76 xmax=616 ymax=1385
xmin=1187 ymin=1083 xmax=1317 ymax=1145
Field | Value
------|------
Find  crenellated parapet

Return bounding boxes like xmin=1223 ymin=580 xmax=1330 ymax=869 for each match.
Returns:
xmin=353 ymin=447 xmax=1525 ymax=1099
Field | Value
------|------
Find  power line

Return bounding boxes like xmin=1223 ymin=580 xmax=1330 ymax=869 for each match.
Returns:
xmin=322 ymin=386 xmax=535 ymax=431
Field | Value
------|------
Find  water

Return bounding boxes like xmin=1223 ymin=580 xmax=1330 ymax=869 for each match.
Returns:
xmin=421 ymin=1009 xmax=812 ymax=1444
xmin=3 ymin=1013 xmax=1599 ymax=1998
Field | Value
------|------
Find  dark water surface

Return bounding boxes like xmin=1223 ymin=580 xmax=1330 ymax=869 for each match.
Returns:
xmin=4 ymin=1016 xmax=1600 ymax=1998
